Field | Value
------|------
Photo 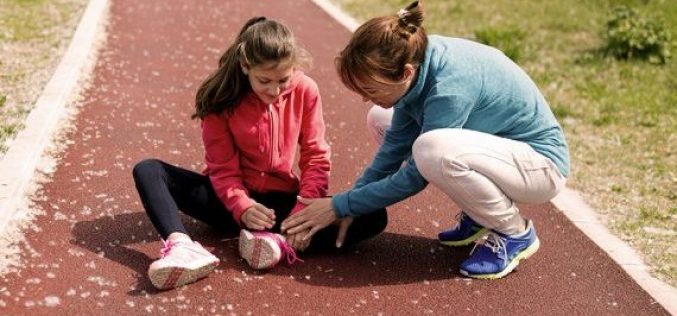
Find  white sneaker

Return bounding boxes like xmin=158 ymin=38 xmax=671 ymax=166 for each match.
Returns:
xmin=238 ymin=229 xmax=301 ymax=270
xmin=148 ymin=239 xmax=219 ymax=290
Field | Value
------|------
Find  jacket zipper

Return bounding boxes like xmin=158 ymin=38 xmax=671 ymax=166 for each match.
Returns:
xmin=268 ymin=103 xmax=275 ymax=172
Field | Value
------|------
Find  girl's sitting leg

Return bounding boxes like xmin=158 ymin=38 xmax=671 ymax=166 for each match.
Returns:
xmin=303 ymin=208 xmax=388 ymax=253
xmin=132 ymin=159 xmax=237 ymax=289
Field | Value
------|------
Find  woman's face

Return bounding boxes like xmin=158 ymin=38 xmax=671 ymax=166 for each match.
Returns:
xmin=353 ymin=65 xmax=417 ymax=109
xmin=355 ymin=79 xmax=407 ymax=109
xmin=243 ymin=59 xmax=294 ymax=104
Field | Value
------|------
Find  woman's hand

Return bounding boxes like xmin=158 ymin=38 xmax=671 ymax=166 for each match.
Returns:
xmin=241 ymin=203 xmax=276 ymax=230
xmin=335 ymin=217 xmax=353 ymax=248
xmin=281 ymin=197 xmax=337 ymax=241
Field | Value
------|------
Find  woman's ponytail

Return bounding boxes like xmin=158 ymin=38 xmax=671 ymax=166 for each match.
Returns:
xmin=397 ymin=1 xmax=424 ymax=34
xmin=336 ymin=1 xmax=427 ymax=93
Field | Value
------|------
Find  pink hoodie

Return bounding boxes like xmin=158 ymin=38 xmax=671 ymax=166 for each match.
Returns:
xmin=201 ymin=71 xmax=330 ymax=225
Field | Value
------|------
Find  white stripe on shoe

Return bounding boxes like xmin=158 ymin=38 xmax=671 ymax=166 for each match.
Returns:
xmin=239 ymin=229 xmax=283 ymax=270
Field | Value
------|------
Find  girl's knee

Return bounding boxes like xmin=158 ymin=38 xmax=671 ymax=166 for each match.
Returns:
xmin=132 ymin=158 xmax=164 ymax=181
xmin=371 ymin=208 xmax=388 ymax=234
xmin=352 ymin=208 xmax=388 ymax=239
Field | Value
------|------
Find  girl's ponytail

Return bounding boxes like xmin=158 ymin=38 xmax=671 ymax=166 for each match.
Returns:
xmin=192 ymin=40 xmax=244 ymax=119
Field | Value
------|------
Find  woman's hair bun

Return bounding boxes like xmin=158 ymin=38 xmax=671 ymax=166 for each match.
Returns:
xmin=397 ymin=1 xmax=424 ymax=29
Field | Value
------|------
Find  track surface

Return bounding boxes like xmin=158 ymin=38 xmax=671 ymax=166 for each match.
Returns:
xmin=0 ymin=0 xmax=669 ymax=315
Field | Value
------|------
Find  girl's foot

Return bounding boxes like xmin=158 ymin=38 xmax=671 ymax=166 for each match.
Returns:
xmin=147 ymin=239 xmax=219 ymax=290
xmin=239 ymin=229 xmax=302 ymax=269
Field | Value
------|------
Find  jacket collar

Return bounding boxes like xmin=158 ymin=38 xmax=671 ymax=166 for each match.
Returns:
xmin=394 ymin=43 xmax=432 ymax=110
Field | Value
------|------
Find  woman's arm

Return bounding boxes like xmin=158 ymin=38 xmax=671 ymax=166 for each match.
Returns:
xmin=280 ymin=109 xmax=423 ymax=239
xmin=353 ymin=108 xmax=419 ymax=189
xmin=333 ymin=91 xmax=475 ymax=216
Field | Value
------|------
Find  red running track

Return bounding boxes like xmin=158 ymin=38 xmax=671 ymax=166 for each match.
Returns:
xmin=0 ymin=0 xmax=668 ymax=315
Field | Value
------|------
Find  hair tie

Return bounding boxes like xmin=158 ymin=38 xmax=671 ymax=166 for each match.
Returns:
xmin=397 ymin=8 xmax=409 ymax=20
xmin=238 ymin=42 xmax=250 ymax=65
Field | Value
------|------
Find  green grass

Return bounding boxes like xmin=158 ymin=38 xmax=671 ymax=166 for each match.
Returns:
xmin=474 ymin=27 xmax=526 ymax=62
xmin=334 ymin=0 xmax=676 ymax=286
xmin=0 ymin=0 xmax=73 ymax=41
xmin=0 ymin=0 xmax=87 ymax=154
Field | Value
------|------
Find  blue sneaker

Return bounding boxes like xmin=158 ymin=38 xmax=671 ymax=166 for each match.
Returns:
xmin=459 ymin=220 xmax=540 ymax=279
xmin=438 ymin=212 xmax=488 ymax=247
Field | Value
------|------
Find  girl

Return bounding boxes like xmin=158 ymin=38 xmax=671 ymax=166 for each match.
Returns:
xmin=133 ymin=17 xmax=387 ymax=290
xmin=282 ymin=1 xmax=569 ymax=280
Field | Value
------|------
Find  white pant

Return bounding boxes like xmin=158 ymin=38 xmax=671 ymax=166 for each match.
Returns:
xmin=366 ymin=106 xmax=567 ymax=235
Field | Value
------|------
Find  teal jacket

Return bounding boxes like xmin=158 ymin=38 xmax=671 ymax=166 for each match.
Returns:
xmin=332 ymin=35 xmax=570 ymax=217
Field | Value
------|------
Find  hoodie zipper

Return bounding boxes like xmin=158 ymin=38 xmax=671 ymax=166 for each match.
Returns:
xmin=268 ymin=103 xmax=275 ymax=172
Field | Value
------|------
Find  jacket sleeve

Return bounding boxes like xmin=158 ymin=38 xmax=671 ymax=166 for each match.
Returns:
xmin=353 ymin=108 xmax=418 ymax=189
xmin=332 ymin=108 xmax=427 ymax=217
xmin=292 ymin=81 xmax=331 ymax=214
xmin=332 ymin=86 xmax=476 ymax=217
xmin=201 ymin=114 xmax=253 ymax=226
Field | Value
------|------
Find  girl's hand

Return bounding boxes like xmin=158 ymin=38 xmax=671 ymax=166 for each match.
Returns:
xmin=281 ymin=197 xmax=337 ymax=241
xmin=241 ymin=203 xmax=276 ymax=230
xmin=285 ymin=229 xmax=311 ymax=251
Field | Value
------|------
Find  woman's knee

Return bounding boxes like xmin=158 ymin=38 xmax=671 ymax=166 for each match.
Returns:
xmin=366 ymin=106 xmax=392 ymax=145
xmin=413 ymin=129 xmax=471 ymax=181
xmin=132 ymin=158 xmax=165 ymax=183
xmin=413 ymin=130 xmax=448 ymax=177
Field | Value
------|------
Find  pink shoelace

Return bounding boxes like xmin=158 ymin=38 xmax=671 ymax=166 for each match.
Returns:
xmin=160 ymin=239 xmax=199 ymax=258
xmin=159 ymin=239 xmax=178 ymax=258
xmin=252 ymin=231 xmax=303 ymax=265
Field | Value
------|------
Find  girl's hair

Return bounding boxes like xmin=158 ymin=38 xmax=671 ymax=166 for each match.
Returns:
xmin=336 ymin=1 xmax=427 ymax=95
xmin=193 ymin=17 xmax=304 ymax=119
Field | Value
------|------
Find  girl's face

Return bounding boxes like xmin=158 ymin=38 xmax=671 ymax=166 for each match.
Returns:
xmin=243 ymin=59 xmax=294 ymax=104
xmin=354 ymin=64 xmax=417 ymax=109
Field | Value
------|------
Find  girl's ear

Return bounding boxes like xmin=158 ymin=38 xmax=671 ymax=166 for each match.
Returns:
xmin=403 ymin=63 xmax=416 ymax=82
xmin=240 ymin=62 xmax=249 ymax=75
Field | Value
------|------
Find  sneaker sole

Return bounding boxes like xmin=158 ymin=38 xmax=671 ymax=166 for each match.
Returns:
xmin=239 ymin=230 xmax=281 ymax=270
xmin=439 ymin=228 xmax=489 ymax=247
xmin=459 ymin=237 xmax=540 ymax=279
xmin=148 ymin=260 xmax=218 ymax=290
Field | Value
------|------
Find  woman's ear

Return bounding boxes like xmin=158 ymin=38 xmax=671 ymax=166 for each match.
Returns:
xmin=403 ymin=63 xmax=416 ymax=81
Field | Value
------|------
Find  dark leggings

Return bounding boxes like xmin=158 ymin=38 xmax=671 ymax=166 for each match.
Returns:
xmin=132 ymin=159 xmax=388 ymax=252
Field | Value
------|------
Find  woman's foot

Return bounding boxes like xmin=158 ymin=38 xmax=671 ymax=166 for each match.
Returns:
xmin=438 ymin=212 xmax=488 ymax=247
xmin=459 ymin=220 xmax=539 ymax=279
xmin=147 ymin=239 xmax=219 ymax=290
